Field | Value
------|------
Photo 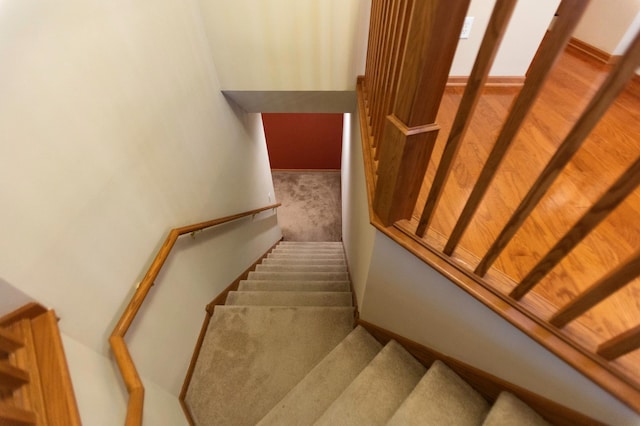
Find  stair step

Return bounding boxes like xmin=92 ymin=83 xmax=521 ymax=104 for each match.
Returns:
xmin=255 ymin=264 xmax=347 ymax=273
xmin=185 ymin=306 xmax=354 ymax=426
xmin=262 ymin=258 xmax=346 ymax=266
xmin=483 ymin=392 xmax=550 ymax=426
xmin=278 ymin=242 xmax=343 ymax=247
xmin=238 ymin=280 xmax=351 ymax=293
xmin=0 ymin=360 xmax=30 ymax=391
xmin=268 ymin=253 xmax=345 ymax=260
xmin=272 ymin=248 xmax=344 ymax=254
xmin=387 ymin=360 xmax=489 ymax=426
xmin=0 ymin=328 xmax=23 ymax=355
xmin=225 ymin=291 xmax=352 ymax=307
xmin=0 ymin=405 xmax=36 ymax=426
xmin=314 ymin=340 xmax=426 ymax=426
xmin=258 ymin=326 xmax=382 ymax=426
xmin=247 ymin=271 xmax=349 ymax=282
xmin=6 ymin=319 xmax=47 ymax=425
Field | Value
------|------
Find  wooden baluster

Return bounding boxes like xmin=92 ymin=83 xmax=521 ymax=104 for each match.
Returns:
xmin=364 ymin=0 xmax=379 ymax=128
xmin=442 ymin=0 xmax=589 ymax=255
xmin=597 ymin=324 xmax=640 ymax=361
xmin=374 ymin=0 xmax=471 ymax=225
xmin=375 ymin=0 xmax=413 ymax=161
xmin=365 ymin=0 xmax=382 ymax=129
xmin=510 ymin=155 xmax=640 ymax=300
xmin=373 ymin=0 xmax=400 ymax=153
xmin=370 ymin=0 xmax=391 ymax=141
xmin=475 ymin=30 xmax=640 ymax=276
xmin=364 ymin=0 xmax=379 ymax=78
xmin=415 ymin=0 xmax=518 ymax=237
xmin=374 ymin=0 xmax=395 ymax=145
xmin=550 ymin=250 xmax=640 ymax=328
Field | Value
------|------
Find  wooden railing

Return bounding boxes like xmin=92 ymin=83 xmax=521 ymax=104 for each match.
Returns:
xmin=0 ymin=303 xmax=81 ymax=425
xmin=360 ymin=0 xmax=640 ymax=413
xmin=109 ymin=203 xmax=280 ymax=425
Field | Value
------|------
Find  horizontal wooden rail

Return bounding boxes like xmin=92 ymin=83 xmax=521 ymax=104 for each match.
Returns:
xmin=109 ymin=203 xmax=280 ymax=426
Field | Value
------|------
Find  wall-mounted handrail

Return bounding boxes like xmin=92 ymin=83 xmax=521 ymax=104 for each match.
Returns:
xmin=109 ymin=203 xmax=280 ymax=425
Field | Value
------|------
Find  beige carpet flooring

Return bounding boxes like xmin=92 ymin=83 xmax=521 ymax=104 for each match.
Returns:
xmin=185 ymin=242 xmax=552 ymax=425
xmin=272 ymin=171 xmax=342 ymax=242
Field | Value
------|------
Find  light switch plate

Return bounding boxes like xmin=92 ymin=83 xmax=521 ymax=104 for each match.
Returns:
xmin=460 ymin=16 xmax=474 ymax=39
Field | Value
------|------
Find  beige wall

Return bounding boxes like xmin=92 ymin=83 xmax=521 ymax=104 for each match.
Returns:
xmin=199 ymin=0 xmax=364 ymax=91
xmin=573 ymin=0 xmax=640 ymax=54
xmin=63 ymin=333 xmax=188 ymax=426
xmin=0 ymin=0 xmax=280 ymax=419
xmin=450 ymin=0 xmax=559 ymax=76
xmin=341 ymin=111 xmax=376 ymax=307
xmin=357 ymin=232 xmax=640 ymax=425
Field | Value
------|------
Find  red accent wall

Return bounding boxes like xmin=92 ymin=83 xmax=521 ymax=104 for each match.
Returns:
xmin=262 ymin=113 xmax=343 ymax=169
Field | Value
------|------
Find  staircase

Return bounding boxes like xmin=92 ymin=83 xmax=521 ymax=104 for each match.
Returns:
xmin=184 ymin=241 xmax=551 ymax=425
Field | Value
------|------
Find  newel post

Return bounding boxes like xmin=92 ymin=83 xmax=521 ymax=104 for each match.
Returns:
xmin=373 ymin=0 xmax=471 ymax=225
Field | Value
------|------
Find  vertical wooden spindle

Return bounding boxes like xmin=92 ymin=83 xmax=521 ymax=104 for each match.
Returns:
xmin=442 ymin=0 xmax=589 ymax=255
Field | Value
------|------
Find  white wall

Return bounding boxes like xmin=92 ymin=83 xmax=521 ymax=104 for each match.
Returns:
xmin=199 ymin=0 xmax=364 ymax=91
xmin=63 ymin=333 xmax=187 ymax=426
xmin=0 ymin=280 xmax=35 ymax=316
xmin=341 ymin=112 xmax=375 ymax=307
xmin=357 ymin=232 xmax=640 ymax=425
xmin=573 ymin=0 xmax=640 ymax=55
xmin=450 ymin=0 xmax=560 ymax=76
xmin=0 ymin=0 xmax=281 ymax=419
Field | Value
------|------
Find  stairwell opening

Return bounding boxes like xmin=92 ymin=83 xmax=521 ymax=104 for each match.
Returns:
xmin=262 ymin=113 xmax=344 ymax=242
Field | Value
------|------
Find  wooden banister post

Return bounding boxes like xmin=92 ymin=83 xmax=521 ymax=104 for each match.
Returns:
xmin=373 ymin=0 xmax=471 ymax=225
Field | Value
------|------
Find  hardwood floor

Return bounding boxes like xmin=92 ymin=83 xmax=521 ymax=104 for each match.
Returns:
xmin=410 ymin=46 xmax=640 ymax=380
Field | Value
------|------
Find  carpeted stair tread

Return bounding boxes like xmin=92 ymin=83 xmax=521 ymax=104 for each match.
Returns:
xmin=258 ymin=326 xmax=383 ymax=426
xmin=313 ymin=340 xmax=426 ymax=426
xmin=386 ymin=360 xmax=489 ymax=426
xmin=271 ymin=246 xmax=344 ymax=254
xmin=225 ymin=291 xmax=353 ymax=307
xmin=483 ymin=392 xmax=550 ymax=426
xmin=262 ymin=258 xmax=346 ymax=266
xmin=268 ymin=253 xmax=346 ymax=260
xmin=238 ymin=280 xmax=351 ymax=292
xmin=278 ymin=242 xmax=344 ymax=247
xmin=185 ymin=305 xmax=354 ymax=426
xmin=255 ymin=264 xmax=347 ymax=273
xmin=248 ymin=271 xmax=349 ymax=281
xmin=274 ymin=243 xmax=343 ymax=248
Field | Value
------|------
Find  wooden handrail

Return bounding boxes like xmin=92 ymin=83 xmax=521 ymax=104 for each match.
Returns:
xmin=109 ymin=203 xmax=280 ymax=425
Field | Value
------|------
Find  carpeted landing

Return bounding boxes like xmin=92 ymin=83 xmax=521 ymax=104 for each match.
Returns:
xmin=185 ymin=241 xmax=550 ymax=425
xmin=271 ymin=171 xmax=342 ymax=242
